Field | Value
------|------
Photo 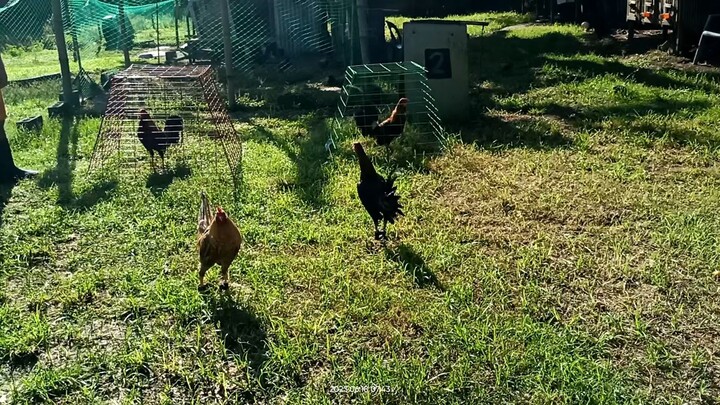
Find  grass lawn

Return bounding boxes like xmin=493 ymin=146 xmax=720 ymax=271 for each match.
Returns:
xmin=3 ymin=12 xmax=720 ymax=404
xmin=4 ymin=18 xmax=181 ymax=81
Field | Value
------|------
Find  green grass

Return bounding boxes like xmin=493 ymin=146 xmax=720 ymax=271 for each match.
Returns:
xmin=2 ymin=11 xmax=720 ymax=403
xmin=387 ymin=11 xmax=533 ymax=37
xmin=4 ymin=20 xmax=181 ymax=81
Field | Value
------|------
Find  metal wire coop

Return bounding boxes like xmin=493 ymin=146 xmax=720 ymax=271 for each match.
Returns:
xmin=89 ymin=64 xmax=242 ymax=185
xmin=330 ymin=61 xmax=444 ymax=157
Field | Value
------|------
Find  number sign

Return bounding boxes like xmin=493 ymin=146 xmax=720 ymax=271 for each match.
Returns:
xmin=425 ymin=48 xmax=452 ymax=79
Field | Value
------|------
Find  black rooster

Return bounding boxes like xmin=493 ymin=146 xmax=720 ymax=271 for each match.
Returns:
xmin=137 ymin=109 xmax=183 ymax=169
xmin=353 ymin=142 xmax=404 ymax=241
xmin=353 ymin=105 xmax=380 ymax=137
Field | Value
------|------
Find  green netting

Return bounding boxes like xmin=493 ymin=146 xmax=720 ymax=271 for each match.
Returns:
xmin=63 ymin=0 xmax=178 ymax=70
xmin=0 ymin=0 xmax=360 ymax=83
xmin=0 ymin=0 xmax=51 ymax=46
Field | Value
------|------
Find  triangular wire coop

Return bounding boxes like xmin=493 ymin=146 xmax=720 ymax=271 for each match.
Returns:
xmin=89 ymin=65 xmax=242 ymax=185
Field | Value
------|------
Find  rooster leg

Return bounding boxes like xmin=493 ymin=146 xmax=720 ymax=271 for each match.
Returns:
xmin=373 ymin=218 xmax=382 ymax=241
xmin=198 ymin=263 xmax=211 ymax=291
xmin=381 ymin=218 xmax=389 ymax=240
xmin=159 ymin=152 xmax=167 ymax=173
xmin=219 ymin=265 xmax=230 ymax=291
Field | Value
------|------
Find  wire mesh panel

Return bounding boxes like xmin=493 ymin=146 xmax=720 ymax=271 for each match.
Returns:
xmin=63 ymin=0 xmax=179 ymax=69
xmin=273 ymin=0 xmax=358 ymax=62
xmin=188 ymin=0 xmax=271 ymax=72
xmin=89 ymin=64 xmax=242 ymax=185
xmin=0 ymin=0 xmax=52 ymax=46
xmin=274 ymin=0 xmax=329 ymax=56
xmin=330 ymin=61 xmax=444 ymax=158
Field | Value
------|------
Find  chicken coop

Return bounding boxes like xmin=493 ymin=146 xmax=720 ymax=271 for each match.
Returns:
xmin=88 ymin=64 xmax=242 ymax=185
xmin=330 ymin=61 xmax=444 ymax=158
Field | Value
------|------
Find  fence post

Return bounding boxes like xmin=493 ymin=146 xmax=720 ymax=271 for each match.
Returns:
xmin=175 ymin=0 xmax=181 ymax=48
xmin=356 ymin=0 xmax=370 ymax=64
xmin=51 ymin=0 xmax=74 ymax=106
xmin=220 ymin=0 xmax=237 ymax=110
xmin=119 ymin=0 xmax=131 ymax=67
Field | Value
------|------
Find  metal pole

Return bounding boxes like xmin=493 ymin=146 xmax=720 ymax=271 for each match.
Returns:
xmin=156 ymin=2 xmax=161 ymax=64
xmin=174 ymin=0 xmax=180 ymax=48
xmin=118 ymin=0 xmax=131 ymax=67
xmin=62 ymin=0 xmax=82 ymax=71
xmin=51 ymin=0 xmax=73 ymax=106
xmin=220 ymin=0 xmax=236 ymax=109
xmin=356 ymin=0 xmax=370 ymax=64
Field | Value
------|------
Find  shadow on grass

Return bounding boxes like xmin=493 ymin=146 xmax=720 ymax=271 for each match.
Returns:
xmin=457 ymin=30 xmax=720 ymax=150
xmin=459 ymin=113 xmax=575 ymax=150
xmin=469 ymin=31 xmax=590 ymax=94
xmin=386 ymin=244 xmax=443 ymax=291
xmin=542 ymin=57 xmax=720 ymax=95
xmin=3 ymin=351 xmax=39 ymax=369
xmin=145 ymin=163 xmax=192 ymax=197
xmin=473 ymin=30 xmax=720 ymax=100
xmin=0 ymin=181 xmax=12 ymax=230
xmin=204 ymin=293 xmax=268 ymax=383
xmin=247 ymin=119 xmax=353 ymax=209
xmin=37 ymin=116 xmax=118 ymax=211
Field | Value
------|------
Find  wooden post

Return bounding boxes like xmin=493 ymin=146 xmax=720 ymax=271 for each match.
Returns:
xmin=220 ymin=0 xmax=236 ymax=110
xmin=356 ymin=0 xmax=370 ymax=64
xmin=118 ymin=0 xmax=131 ymax=67
xmin=51 ymin=0 xmax=74 ymax=106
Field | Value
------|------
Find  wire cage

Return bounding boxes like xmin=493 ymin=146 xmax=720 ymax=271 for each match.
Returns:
xmin=330 ymin=61 xmax=444 ymax=157
xmin=88 ymin=64 xmax=242 ymax=185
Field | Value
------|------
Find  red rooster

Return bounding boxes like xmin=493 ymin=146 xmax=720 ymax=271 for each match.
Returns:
xmin=355 ymin=98 xmax=409 ymax=159
xmin=369 ymin=97 xmax=409 ymax=147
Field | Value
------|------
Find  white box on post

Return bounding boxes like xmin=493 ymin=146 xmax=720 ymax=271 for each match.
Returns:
xmin=403 ymin=20 xmax=470 ymax=122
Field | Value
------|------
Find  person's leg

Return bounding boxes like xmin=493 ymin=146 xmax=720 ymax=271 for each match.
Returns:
xmin=0 ymin=121 xmax=37 ymax=183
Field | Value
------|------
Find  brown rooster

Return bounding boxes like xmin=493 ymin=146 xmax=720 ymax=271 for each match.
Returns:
xmin=197 ymin=191 xmax=242 ymax=291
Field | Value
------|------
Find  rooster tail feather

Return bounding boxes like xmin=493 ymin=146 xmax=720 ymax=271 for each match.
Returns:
xmin=198 ymin=191 xmax=212 ymax=235
xmin=380 ymin=192 xmax=404 ymax=223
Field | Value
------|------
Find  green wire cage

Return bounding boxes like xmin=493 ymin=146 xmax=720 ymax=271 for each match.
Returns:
xmin=330 ymin=61 xmax=444 ymax=158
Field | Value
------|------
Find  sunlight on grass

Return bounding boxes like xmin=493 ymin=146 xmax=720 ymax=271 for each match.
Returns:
xmin=2 ymin=11 xmax=720 ymax=404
